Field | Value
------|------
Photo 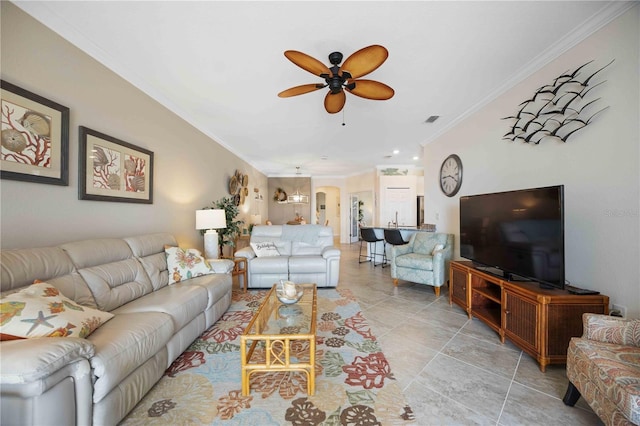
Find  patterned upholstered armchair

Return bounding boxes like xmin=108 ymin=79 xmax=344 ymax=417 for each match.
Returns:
xmin=389 ymin=232 xmax=454 ymax=297
xmin=563 ymin=313 xmax=640 ymax=425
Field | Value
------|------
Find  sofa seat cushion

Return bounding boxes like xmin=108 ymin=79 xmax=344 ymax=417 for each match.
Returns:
xmin=111 ymin=284 xmax=208 ymax=331
xmin=88 ymin=312 xmax=173 ymax=403
xmin=249 ymin=256 xmax=289 ymax=274
xmin=288 ymin=256 xmax=327 ymax=273
xmin=395 ymin=253 xmax=434 ymax=270
xmin=180 ymin=273 xmax=232 ymax=310
xmin=567 ymin=338 xmax=640 ymax=424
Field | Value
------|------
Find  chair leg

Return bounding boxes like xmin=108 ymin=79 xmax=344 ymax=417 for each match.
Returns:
xmin=393 ymin=278 xmax=399 ymax=286
xmin=372 ymin=241 xmax=384 ymax=267
xmin=359 ymin=240 xmax=371 ymax=264
xmin=562 ymin=382 xmax=581 ymax=406
xmin=434 ymin=286 xmax=440 ymax=297
xmin=381 ymin=241 xmax=388 ymax=268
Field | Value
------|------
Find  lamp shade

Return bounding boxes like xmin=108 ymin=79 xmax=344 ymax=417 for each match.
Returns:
xmin=195 ymin=209 xmax=227 ymax=230
xmin=250 ymin=214 xmax=262 ymax=225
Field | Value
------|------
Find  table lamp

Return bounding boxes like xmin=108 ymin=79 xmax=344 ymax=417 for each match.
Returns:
xmin=196 ymin=209 xmax=227 ymax=259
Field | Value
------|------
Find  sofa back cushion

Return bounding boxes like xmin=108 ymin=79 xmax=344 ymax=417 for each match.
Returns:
xmin=250 ymin=225 xmax=292 ymax=256
xmin=0 ymin=246 xmax=98 ymax=308
xmin=412 ymin=232 xmax=451 ymax=255
xmin=291 ymin=225 xmax=335 ymax=255
xmin=124 ymin=233 xmax=176 ymax=290
xmin=60 ymin=238 xmax=153 ymax=312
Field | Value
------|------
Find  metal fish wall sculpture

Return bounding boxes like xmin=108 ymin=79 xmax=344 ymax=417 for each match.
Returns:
xmin=502 ymin=59 xmax=613 ymax=145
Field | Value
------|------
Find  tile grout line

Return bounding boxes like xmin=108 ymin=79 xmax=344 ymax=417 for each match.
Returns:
xmin=496 ymin=351 xmax=523 ymax=425
xmin=400 ymin=315 xmax=471 ymax=391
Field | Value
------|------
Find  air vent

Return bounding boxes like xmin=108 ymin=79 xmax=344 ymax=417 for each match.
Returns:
xmin=425 ymin=115 xmax=440 ymax=123
xmin=383 ymin=155 xmax=393 ymax=159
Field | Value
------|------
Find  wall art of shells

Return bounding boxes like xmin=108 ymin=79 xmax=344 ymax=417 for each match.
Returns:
xmin=1 ymin=101 xmax=52 ymax=165
xmin=502 ymin=59 xmax=613 ymax=145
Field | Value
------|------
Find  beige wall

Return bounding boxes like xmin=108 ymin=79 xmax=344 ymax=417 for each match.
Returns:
xmin=0 ymin=3 xmax=267 ymax=250
xmin=266 ymin=176 xmax=311 ymax=224
xmin=423 ymin=6 xmax=640 ymax=317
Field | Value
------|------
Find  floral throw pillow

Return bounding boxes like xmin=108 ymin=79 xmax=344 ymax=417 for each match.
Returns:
xmin=165 ymin=246 xmax=215 ymax=284
xmin=0 ymin=282 xmax=114 ymax=340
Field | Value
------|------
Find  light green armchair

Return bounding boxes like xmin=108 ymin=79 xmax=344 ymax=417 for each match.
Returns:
xmin=389 ymin=232 xmax=454 ymax=297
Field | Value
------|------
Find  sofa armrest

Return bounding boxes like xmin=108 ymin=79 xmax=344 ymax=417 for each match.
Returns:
xmin=1 ymin=338 xmax=95 ymax=425
xmin=582 ymin=313 xmax=640 ymax=347
xmin=322 ymin=246 xmax=341 ymax=259
xmin=208 ymin=259 xmax=235 ymax=273
xmin=234 ymin=247 xmax=256 ymax=260
xmin=1 ymin=337 xmax=95 ymax=385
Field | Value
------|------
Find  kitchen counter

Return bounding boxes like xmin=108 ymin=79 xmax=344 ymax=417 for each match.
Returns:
xmin=361 ymin=225 xmax=436 ymax=232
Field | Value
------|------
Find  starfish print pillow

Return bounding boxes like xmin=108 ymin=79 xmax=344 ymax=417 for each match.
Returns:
xmin=0 ymin=282 xmax=114 ymax=341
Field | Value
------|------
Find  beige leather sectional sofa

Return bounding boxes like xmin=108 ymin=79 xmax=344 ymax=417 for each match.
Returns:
xmin=0 ymin=233 xmax=233 ymax=426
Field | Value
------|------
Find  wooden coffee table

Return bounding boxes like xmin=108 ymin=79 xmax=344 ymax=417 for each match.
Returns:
xmin=240 ymin=283 xmax=317 ymax=396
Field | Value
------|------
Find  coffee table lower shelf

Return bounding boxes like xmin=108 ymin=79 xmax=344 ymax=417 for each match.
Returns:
xmin=240 ymin=283 xmax=317 ymax=396
xmin=240 ymin=334 xmax=316 ymax=396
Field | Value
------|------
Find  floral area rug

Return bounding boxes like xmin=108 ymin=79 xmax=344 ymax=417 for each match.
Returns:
xmin=121 ymin=288 xmax=415 ymax=425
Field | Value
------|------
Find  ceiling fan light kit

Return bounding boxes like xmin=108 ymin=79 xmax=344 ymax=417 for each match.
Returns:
xmin=278 ymin=45 xmax=394 ymax=114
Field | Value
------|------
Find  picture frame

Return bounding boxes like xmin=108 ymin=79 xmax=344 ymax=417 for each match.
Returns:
xmin=1 ymin=80 xmax=69 ymax=185
xmin=79 ymin=126 xmax=154 ymax=204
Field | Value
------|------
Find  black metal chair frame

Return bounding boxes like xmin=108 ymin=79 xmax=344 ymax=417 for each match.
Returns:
xmin=359 ymin=228 xmax=386 ymax=267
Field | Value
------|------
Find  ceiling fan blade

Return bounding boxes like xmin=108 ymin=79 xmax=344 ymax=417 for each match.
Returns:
xmin=341 ymin=45 xmax=389 ymax=79
xmin=278 ymin=84 xmax=325 ymax=98
xmin=347 ymin=80 xmax=395 ymax=100
xmin=324 ymin=90 xmax=346 ymax=114
xmin=284 ymin=50 xmax=331 ymax=77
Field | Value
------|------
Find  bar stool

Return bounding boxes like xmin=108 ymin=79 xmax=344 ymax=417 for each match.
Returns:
xmin=384 ymin=229 xmax=409 ymax=248
xmin=359 ymin=228 xmax=386 ymax=267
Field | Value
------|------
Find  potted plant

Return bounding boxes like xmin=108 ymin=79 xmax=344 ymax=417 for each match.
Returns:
xmin=202 ymin=196 xmax=244 ymax=257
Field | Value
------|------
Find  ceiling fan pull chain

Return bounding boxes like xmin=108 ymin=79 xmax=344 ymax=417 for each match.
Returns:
xmin=342 ymin=108 xmax=346 ymax=126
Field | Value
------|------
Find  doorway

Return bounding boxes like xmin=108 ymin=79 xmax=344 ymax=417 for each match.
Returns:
xmin=349 ymin=190 xmax=374 ymax=243
xmin=315 ymin=186 xmax=340 ymax=242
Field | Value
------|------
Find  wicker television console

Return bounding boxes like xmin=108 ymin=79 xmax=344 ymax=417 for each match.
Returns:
xmin=449 ymin=261 xmax=609 ymax=372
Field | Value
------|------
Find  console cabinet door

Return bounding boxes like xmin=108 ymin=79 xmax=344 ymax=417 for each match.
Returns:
xmin=450 ymin=265 xmax=469 ymax=313
xmin=503 ymin=289 xmax=539 ymax=354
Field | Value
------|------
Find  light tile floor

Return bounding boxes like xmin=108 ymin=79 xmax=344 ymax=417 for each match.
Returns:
xmin=336 ymin=242 xmax=603 ymax=425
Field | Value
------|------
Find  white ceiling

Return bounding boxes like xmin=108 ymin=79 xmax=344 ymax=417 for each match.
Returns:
xmin=14 ymin=1 xmax=629 ymax=177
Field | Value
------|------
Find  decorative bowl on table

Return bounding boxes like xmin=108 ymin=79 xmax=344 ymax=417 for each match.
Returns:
xmin=276 ymin=280 xmax=304 ymax=305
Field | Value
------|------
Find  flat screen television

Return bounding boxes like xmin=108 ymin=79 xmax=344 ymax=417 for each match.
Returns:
xmin=459 ymin=185 xmax=565 ymax=289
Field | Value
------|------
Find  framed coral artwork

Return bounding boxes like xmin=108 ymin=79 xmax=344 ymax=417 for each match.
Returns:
xmin=1 ymin=80 xmax=70 ymax=185
xmin=79 ymin=126 xmax=154 ymax=203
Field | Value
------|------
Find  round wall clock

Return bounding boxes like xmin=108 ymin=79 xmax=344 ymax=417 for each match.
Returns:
xmin=439 ymin=154 xmax=463 ymax=197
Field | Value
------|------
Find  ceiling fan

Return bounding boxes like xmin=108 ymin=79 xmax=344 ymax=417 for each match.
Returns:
xmin=278 ymin=45 xmax=394 ymax=114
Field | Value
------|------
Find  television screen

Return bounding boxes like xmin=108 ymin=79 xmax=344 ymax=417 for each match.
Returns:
xmin=459 ymin=185 xmax=565 ymax=289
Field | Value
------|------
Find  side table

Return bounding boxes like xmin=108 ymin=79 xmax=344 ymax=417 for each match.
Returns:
xmin=231 ymin=257 xmax=248 ymax=292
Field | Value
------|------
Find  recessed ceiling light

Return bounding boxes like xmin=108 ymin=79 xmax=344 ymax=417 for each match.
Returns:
xmin=413 ymin=156 xmax=419 ymax=160
xmin=425 ymin=115 xmax=440 ymax=123
xmin=393 ymin=149 xmax=399 ymax=155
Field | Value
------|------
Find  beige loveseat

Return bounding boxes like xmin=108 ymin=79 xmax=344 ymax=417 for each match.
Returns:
xmin=234 ymin=224 xmax=340 ymax=289
xmin=563 ymin=313 xmax=640 ymax=425
xmin=0 ymin=233 xmax=233 ymax=426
